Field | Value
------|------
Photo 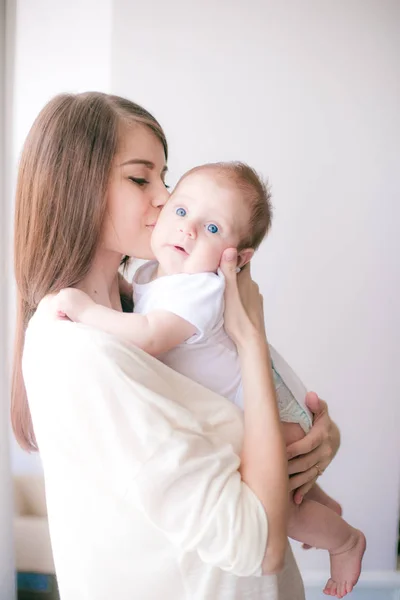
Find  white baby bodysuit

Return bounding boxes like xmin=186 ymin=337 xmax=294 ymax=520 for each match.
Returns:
xmin=133 ymin=260 xmax=312 ymax=432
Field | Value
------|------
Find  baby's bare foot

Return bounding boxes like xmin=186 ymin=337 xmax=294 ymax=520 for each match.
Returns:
xmin=323 ymin=528 xmax=366 ymax=598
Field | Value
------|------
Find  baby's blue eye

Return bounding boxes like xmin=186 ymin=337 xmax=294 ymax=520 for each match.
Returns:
xmin=207 ymin=223 xmax=219 ymax=234
xmin=176 ymin=207 xmax=186 ymax=217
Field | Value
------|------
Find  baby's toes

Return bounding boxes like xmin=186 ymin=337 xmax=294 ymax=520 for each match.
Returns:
xmin=323 ymin=578 xmax=337 ymax=596
xmin=345 ymin=581 xmax=354 ymax=595
xmin=336 ymin=582 xmax=345 ymax=598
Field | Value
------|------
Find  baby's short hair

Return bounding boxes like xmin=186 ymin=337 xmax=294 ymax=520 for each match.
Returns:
xmin=179 ymin=161 xmax=272 ymax=251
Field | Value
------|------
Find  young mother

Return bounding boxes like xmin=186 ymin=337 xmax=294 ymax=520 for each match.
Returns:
xmin=12 ymin=92 xmax=340 ymax=600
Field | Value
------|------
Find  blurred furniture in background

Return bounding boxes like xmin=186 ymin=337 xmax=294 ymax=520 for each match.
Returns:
xmin=14 ymin=476 xmax=59 ymax=600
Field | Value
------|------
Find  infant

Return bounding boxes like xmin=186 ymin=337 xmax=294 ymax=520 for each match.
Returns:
xmin=56 ymin=162 xmax=365 ymax=598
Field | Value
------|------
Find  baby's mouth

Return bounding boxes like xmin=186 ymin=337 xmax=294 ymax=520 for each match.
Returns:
xmin=173 ymin=245 xmax=189 ymax=256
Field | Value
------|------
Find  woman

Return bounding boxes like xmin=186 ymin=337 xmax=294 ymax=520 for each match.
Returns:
xmin=12 ymin=92 xmax=340 ymax=600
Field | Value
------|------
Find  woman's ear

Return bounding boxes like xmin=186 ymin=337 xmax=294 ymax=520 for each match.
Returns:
xmin=237 ymin=248 xmax=255 ymax=268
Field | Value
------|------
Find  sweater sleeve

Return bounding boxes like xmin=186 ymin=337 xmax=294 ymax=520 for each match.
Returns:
xmin=23 ymin=320 xmax=267 ymax=578
xmin=131 ymin=424 xmax=267 ymax=577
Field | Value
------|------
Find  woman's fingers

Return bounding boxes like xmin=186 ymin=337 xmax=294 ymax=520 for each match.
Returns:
xmin=286 ymin=393 xmax=339 ymax=505
xmin=288 ymin=461 xmax=320 ymax=492
xmin=219 ymin=248 xmax=239 ymax=284
xmin=292 ymin=477 xmax=319 ymax=504
xmin=286 ymin=431 xmax=322 ymax=462
xmin=287 ymin=395 xmax=333 ymax=469
xmin=220 ymin=248 xmax=265 ymax=344
xmin=238 ymin=260 xmax=251 ymax=278
xmin=220 ymin=248 xmax=250 ymax=343
xmin=305 ymin=391 xmax=323 ymax=415
xmin=220 ymin=248 xmax=241 ymax=316
xmin=287 ymin=433 xmax=331 ymax=478
xmin=287 ymin=446 xmax=322 ymax=477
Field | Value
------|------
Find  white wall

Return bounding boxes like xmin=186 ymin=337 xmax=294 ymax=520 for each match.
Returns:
xmin=111 ymin=0 xmax=400 ymax=573
xmin=8 ymin=0 xmax=400 ymax=581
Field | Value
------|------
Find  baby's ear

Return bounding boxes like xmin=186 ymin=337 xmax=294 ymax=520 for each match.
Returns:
xmin=237 ymin=248 xmax=254 ymax=268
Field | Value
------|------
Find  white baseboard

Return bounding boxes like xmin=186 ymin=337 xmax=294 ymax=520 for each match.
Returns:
xmin=303 ymin=570 xmax=400 ymax=600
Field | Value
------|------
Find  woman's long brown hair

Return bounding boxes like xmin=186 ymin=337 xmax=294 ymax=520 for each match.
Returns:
xmin=12 ymin=92 xmax=167 ymax=451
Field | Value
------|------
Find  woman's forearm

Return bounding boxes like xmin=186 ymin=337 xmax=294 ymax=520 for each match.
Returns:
xmin=238 ymin=334 xmax=288 ymax=574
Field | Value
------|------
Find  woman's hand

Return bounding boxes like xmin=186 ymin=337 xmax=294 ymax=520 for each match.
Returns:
xmin=219 ymin=248 xmax=265 ymax=346
xmin=286 ymin=392 xmax=341 ymax=503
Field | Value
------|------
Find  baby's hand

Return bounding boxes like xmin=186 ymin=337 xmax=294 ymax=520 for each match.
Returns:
xmin=55 ymin=288 xmax=94 ymax=323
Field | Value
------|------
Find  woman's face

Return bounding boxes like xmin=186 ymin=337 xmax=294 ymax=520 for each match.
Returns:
xmin=102 ymin=124 xmax=169 ymax=259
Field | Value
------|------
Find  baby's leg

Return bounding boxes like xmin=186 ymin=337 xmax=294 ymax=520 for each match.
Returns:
xmin=289 ymin=496 xmax=365 ymax=598
xmin=301 ymin=485 xmax=342 ymax=550
xmin=306 ymin=484 xmax=342 ymax=516
xmin=283 ymin=423 xmax=366 ymax=598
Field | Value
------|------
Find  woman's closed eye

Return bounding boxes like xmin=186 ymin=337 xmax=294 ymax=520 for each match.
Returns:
xmin=128 ymin=177 xmax=149 ymax=187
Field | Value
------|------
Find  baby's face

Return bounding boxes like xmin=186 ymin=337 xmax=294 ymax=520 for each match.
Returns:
xmin=151 ymin=172 xmax=250 ymax=275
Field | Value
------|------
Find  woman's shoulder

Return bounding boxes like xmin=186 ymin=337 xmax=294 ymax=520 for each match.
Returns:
xmin=25 ymin=305 xmax=146 ymax=385
xmin=26 ymin=307 xmax=148 ymax=367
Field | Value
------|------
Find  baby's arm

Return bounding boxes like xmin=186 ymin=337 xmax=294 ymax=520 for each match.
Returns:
xmin=55 ymin=288 xmax=196 ymax=356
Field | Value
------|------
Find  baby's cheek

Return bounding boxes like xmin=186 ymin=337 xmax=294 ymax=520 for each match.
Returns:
xmin=203 ymin=245 xmax=223 ymax=271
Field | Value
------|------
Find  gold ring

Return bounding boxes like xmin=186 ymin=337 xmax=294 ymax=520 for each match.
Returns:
xmin=315 ymin=464 xmax=323 ymax=477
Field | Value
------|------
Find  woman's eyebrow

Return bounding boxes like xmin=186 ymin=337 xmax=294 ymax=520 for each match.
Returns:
xmin=120 ymin=159 xmax=168 ymax=175
xmin=120 ymin=159 xmax=154 ymax=168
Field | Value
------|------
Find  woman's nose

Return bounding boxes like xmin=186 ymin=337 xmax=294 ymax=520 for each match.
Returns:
xmin=152 ymin=184 xmax=170 ymax=209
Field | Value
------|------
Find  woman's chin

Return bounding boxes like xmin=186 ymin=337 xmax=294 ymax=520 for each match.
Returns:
xmin=130 ymin=249 xmax=155 ymax=261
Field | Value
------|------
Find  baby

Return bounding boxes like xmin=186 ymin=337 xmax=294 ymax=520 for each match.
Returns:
xmin=55 ymin=162 xmax=366 ymax=598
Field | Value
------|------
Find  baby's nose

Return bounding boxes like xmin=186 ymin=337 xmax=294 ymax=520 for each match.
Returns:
xmin=179 ymin=222 xmax=196 ymax=238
